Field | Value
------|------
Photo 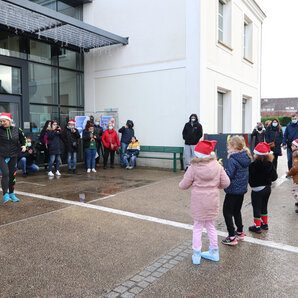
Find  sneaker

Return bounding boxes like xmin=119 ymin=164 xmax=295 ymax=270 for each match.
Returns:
xmin=126 ymin=166 xmax=130 ymax=169
xmin=48 ymin=171 xmax=54 ymax=177
xmin=72 ymin=169 xmax=77 ymax=174
xmin=87 ymin=169 xmax=91 ymax=173
xmin=221 ymin=236 xmax=238 ymax=246
xmin=22 ymin=173 xmax=28 ymax=178
xmin=103 ymin=166 xmax=107 ymax=170
xmin=261 ymin=223 xmax=268 ymax=230
xmin=128 ymin=166 xmax=133 ymax=170
xmin=110 ymin=165 xmax=114 ymax=169
xmin=9 ymin=193 xmax=20 ymax=202
xmin=3 ymin=193 xmax=12 ymax=204
xmin=249 ymin=225 xmax=262 ymax=234
xmin=236 ymin=231 xmax=245 ymax=240
xmin=68 ymin=169 xmax=72 ymax=174
xmin=295 ymin=202 xmax=298 ymax=206
xmin=296 ymin=209 xmax=298 ymax=213
xmin=91 ymin=168 xmax=96 ymax=173
xmin=55 ymin=170 xmax=61 ymax=176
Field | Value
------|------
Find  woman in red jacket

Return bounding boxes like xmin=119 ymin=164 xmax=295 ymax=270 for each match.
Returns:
xmin=102 ymin=122 xmax=120 ymax=169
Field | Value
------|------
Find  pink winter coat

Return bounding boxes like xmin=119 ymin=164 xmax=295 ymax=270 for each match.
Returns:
xmin=179 ymin=157 xmax=230 ymax=221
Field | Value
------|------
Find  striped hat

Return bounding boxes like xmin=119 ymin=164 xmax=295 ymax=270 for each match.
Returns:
xmin=253 ymin=142 xmax=272 ymax=155
xmin=0 ymin=112 xmax=12 ymax=121
xmin=292 ymin=139 xmax=298 ymax=146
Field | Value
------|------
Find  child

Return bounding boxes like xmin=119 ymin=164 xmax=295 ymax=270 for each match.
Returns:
xmin=123 ymin=136 xmax=140 ymax=169
xmin=248 ymin=142 xmax=278 ymax=233
xmin=286 ymin=139 xmax=298 ymax=213
xmin=179 ymin=140 xmax=230 ymax=265
xmin=222 ymin=136 xmax=252 ymax=245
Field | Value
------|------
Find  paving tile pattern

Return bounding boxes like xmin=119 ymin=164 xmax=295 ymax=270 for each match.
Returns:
xmin=103 ymin=239 xmax=192 ymax=297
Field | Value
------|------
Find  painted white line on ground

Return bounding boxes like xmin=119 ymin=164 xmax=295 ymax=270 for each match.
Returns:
xmin=8 ymin=190 xmax=298 ymax=254
xmin=273 ymin=174 xmax=287 ymax=188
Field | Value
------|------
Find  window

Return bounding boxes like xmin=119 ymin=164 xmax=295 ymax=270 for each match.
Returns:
xmin=217 ymin=92 xmax=224 ymax=133
xmin=29 ymin=63 xmax=58 ymax=104
xmin=242 ymin=97 xmax=252 ymax=133
xmin=59 ymin=48 xmax=83 ymax=70
xmin=0 ymin=65 xmax=21 ymax=95
xmin=0 ymin=32 xmax=27 ymax=59
xmin=218 ymin=0 xmax=231 ymax=46
xmin=29 ymin=40 xmax=58 ymax=65
xmin=243 ymin=16 xmax=253 ymax=61
xmin=59 ymin=70 xmax=83 ymax=106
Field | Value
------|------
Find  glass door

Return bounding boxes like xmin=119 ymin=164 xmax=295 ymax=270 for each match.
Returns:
xmin=0 ymin=64 xmax=22 ymax=127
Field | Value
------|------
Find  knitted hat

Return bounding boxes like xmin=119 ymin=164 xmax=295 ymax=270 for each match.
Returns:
xmin=194 ymin=140 xmax=217 ymax=159
xmin=0 ymin=112 xmax=12 ymax=121
xmin=292 ymin=139 xmax=298 ymax=146
xmin=253 ymin=142 xmax=272 ymax=155
xmin=68 ymin=119 xmax=76 ymax=124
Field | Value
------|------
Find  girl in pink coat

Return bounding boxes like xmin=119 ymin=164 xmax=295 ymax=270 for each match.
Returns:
xmin=179 ymin=140 xmax=230 ymax=265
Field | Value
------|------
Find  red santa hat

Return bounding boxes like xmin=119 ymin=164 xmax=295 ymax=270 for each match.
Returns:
xmin=68 ymin=119 xmax=76 ymax=124
xmin=253 ymin=142 xmax=272 ymax=155
xmin=194 ymin=140 xmax=217 ymax=159
xmin=292 ymin=139 xmax=298 ymax=147
xmin=0 ymin=112 xmax=12 ymax=121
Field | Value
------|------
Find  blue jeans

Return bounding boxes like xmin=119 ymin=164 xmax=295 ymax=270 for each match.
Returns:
xmin=85 ymin=149 xmax=96 ymax=169
xmin=67 ymin=152 xmax=77 ymax=170
xmin=48 ymin=154 xmax=61 ymax=172
xmin=287 ymin=147 xmax=293 ymax=170
xmin=18 ymin=157 xmax=39 ymax=174
xmin=120 ymin=142 xmax=128 ymax=166
xmin=123 ymin=154 xmax=137 ymax=168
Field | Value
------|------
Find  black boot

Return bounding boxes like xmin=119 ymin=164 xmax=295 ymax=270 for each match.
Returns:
xmin=261 ymin=223 xmax=268 ymax=230
xmin=249 ymin=225 xmax=262 ymax=234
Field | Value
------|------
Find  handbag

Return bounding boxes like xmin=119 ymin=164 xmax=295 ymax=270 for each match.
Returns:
xmin=268 ymin=131 xmax=277 ymax=149
xmin=109 ymin=134 xmax=119 ymax=151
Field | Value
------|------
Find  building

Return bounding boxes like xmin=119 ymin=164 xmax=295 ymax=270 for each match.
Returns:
xmin=0 ymin=0 xmax=127 ymax=136
xmin=261 ymin=97 xmax=298 ymax=118
xmin=84 ymin=0 xmax=265 ymax=149
xmin=0 ymin=0 xmax=265 ymax=168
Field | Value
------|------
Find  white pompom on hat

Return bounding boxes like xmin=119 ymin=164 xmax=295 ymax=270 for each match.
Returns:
xmin=292 ymin=139 xmax=298 ymax=147
xmin=253 ymin=142 xmax=272 ymax=155
xmin=0 ymin=112 xmax=12 ymax=121
xmin=194 ymin=140 xmax=217 ymax=159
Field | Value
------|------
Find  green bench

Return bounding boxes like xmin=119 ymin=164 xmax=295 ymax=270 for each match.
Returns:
xmin=138 ymin=146 xmax=184 ymax=172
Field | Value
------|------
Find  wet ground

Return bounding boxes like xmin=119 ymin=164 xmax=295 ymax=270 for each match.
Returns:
xmin=0 ymin=156 xmax=297 ymax=297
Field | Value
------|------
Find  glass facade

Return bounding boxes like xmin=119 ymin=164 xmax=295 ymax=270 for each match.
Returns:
xmin=30 ymin=0 xmax=83 ymax=20
xmin=0 ymin=29 xmax=84 ymax=133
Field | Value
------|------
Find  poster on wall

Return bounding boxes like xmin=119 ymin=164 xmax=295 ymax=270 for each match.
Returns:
xmin=75 ymin=116 xmax=90 ymax=137
xmin=101 ymin=116 xmax=115 ymax=131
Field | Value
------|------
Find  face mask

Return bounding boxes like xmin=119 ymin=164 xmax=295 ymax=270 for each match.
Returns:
xmin=272 ymin=123 xmax=278 ymax=127
xmin=292 ymin=120 xmax=298 ymax=124
xmin=191 ymin=118 xmax=196 ymax=122
xmin=27 ymin=143 xmax=32 ymax=147
xmin=108 ymin=126 xmax=113 ymax=130
xmin=257 ymin=127 xmax=262 ymax=131
xmin=95 ymin=122 xmax=99 ymax=126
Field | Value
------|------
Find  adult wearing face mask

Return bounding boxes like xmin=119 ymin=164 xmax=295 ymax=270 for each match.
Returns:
xmin=118 ymin=120 xmax=134 ymax=168
xmin=283 ymin=114 xmax=298 ymax=171
xmin=94 ymin=119 xmax=103 ymax=167
xmin=265 ymin=118 xmax=283 ymax=169
xmin=251 ymin=122 xmax=265 ymax=148
xmin=102 ymin=122 xmax=120 ymax=169
xmin=62 ymin=119 xmax=80 ymax=174
xmin=182 ymin=114 xmax=203 ymax=170
xmin=0 ymin=112 xmax=27 ymax=203
xmin=18 ymin=137 xmax=39 ymax=177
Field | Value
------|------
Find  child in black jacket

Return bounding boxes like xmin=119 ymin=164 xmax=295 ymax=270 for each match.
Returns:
xmin=249 ymin=142 xmax=278 ymax=233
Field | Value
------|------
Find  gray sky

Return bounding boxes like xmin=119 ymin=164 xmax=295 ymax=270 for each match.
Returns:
xmin=258 ymin=0 xmax=298 ymax=98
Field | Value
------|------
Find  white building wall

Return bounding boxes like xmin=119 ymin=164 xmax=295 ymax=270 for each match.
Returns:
xmin=83 ymin=0 xmax=265 ymax=168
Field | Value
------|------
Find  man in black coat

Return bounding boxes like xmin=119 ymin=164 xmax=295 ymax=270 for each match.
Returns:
xmin=182 ymin=114 xmax=203 ymax=169
xmin=62 ymin=119 xmax=80 ymax=174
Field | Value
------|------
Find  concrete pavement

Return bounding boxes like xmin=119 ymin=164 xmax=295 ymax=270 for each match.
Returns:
xmin=0 ymin=155 xmax=297 ymax=297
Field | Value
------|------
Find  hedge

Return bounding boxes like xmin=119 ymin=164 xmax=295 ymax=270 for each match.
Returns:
xmin=261 ymin=116 xmax=292 ymax=127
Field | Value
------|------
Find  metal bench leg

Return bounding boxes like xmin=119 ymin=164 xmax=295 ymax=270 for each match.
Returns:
xmin=173 ymin=153 xmax=176 ymax=172
xmin=180 ymin=153 xmax=184 ymax=170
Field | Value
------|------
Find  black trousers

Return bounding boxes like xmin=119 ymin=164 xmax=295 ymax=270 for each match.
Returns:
xmin=251 ymin=186 xmax=271 ymax=219
xmin=103 ymin=148 xmax=115 ymax=167
xmin=273 ymin=154 xmax=279 ymax=170
xmin=223 ymin=193 xmax=244 ymax=236
xmin=0 ymin=156 xmax=17 ymax=195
